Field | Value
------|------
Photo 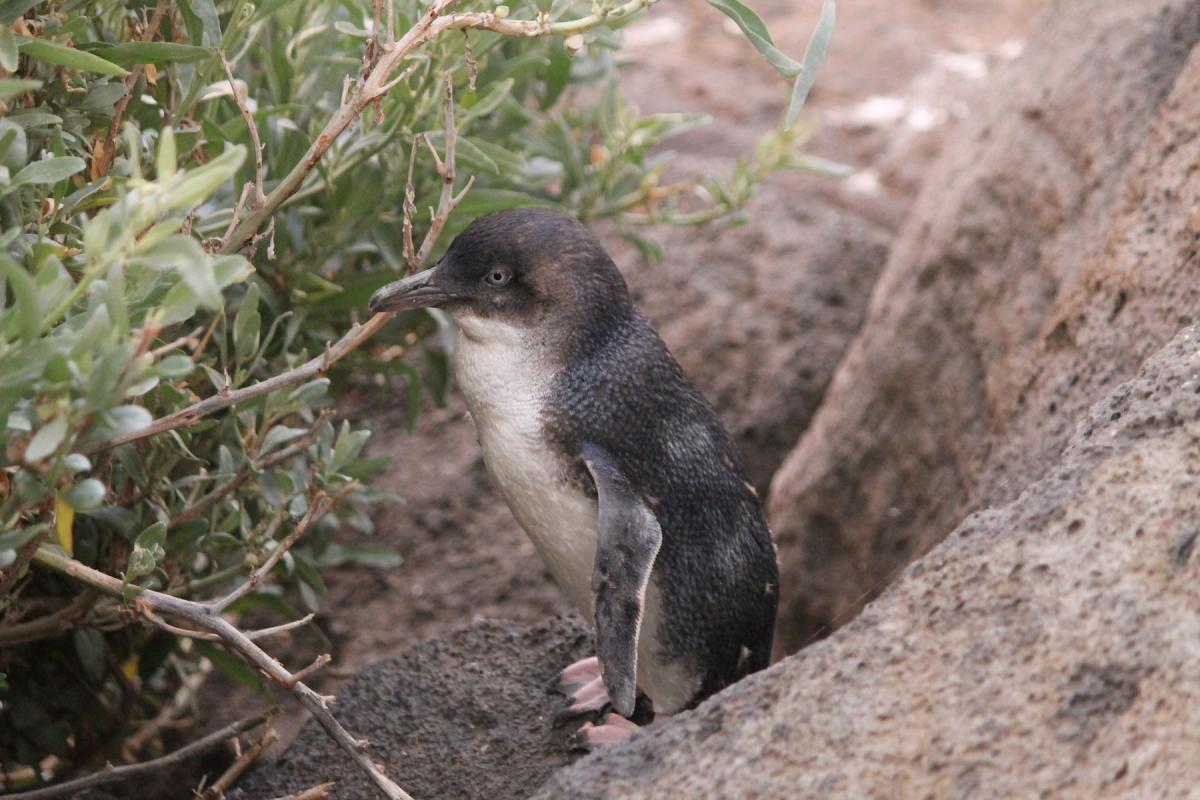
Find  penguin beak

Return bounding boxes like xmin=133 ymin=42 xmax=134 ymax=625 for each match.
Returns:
xmin=368 ymin=266 xmax=451 ymax=313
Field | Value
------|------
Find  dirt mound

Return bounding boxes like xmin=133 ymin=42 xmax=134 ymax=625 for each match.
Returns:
xmin=541 ymin=322 xmax=1200 ymax=799
xmin=232 ymin=617 xmax=591 ymax=800
xmin=768 ymin=0 xmax=1200 ymax=652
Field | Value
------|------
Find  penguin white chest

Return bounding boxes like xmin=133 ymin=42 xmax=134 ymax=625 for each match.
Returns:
xmin=451 ymin=318 xmax=599 ymax=614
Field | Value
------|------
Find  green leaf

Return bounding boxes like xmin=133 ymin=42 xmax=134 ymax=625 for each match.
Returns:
xmin=0 ymin=119 xmax=27 ymax=172
xmin=0 ymin=255 xmax=40 ymax=343
xmin=233 ymin=283 xmax=261 ymax=362
xmin=194 ymin=641 xmax=267 ymax=693
xmin=167 ymin=145 xmax=245 ymax=210
xmin=136 ymin=521 xmax=167 ymax=552
xmin=100 ymin=405 xmax=153 ymax=438
xmin=155 ymin=355 xmax=195 ymax=379
xmin=26 ymin=416 xmax=68 ymax=462
xmin=260 ymin=425 xmax=306 ymax=455
xmin=0 ymin=525 xmax=44 ymax=551
xmin=73 ymin=628 xmax=107 ymax=683
xmin=138 ymin=237 xmax=221 ymax=309
xmin=784 ymin=0 xmax=835 ymax=129
xmin=94 ymin=42 xmax=214 ymax=66
xmin=317 ymin=542 xmax=402 ymax=569
xmin=64 ymin=478 xmax=106 ymax=510
xmin=704 ymin=0 xmax=802 ymax=77
xmin=11 ymin=155 xmax=85 ymax=187
xmin=18 ymin=37 xmax=128 ymax=77
xmin=178 ymin=0 xmax=222 ymax=47
xmin=62 ymin=453 xmax=91 ymax=473
xmin=0 ymin=78 xmax=41 ymax=101
xmin=0 ymin=28 xmax=19 ymax=72
xmin=156 ymin=127 xmax=177 ymax=180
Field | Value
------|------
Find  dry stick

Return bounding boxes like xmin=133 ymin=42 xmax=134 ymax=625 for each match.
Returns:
xmin=413 ymin=77 xmax=475 ymax=269
xmin=29 ymin=489 xmax=413 ymax=800
xmin=220 ymin=52 xmax=267 ymax=208
xmin=1 ymin=712 xmax=270 ymax=800
xmin=200 ymin=725 xmax=278 ymax=800
xmin=0 ymin=589 xmax=97 ymax=646
xmin=269 ymin=783 xmax=336 ymax=800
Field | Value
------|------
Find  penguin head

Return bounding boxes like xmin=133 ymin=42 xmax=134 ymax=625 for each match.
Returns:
xmin=368 ymin=207 xmax=632 ymax=331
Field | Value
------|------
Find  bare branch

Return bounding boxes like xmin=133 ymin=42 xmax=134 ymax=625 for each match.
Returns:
xmin=287 ymin=652 xmax=332 ymax=687
xmin=220 ymin=52 xmax=267 ymax=209
xmin=2 ymin=712 xmax=270 ymax=800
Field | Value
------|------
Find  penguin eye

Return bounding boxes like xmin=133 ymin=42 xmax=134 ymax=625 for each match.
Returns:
xmin=483 ymin=267 xmax=512 ymax=287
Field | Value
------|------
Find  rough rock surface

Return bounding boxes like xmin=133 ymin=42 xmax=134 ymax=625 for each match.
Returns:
xmin=768 ymin=0 xmax=1200 ymax=651
xmin=233 ymin=617 xmax=591 ymax=800
xmin=541 ymin=324 xmax=1200 ymax=799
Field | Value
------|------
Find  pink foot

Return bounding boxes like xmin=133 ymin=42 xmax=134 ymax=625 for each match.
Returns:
xmin=570 ymin=713 xmax=640 ymax=750
xmin=556 ymin=656 xmax=601 ymax=694
xmin=555 ymin=675 xmax=610 ymax=723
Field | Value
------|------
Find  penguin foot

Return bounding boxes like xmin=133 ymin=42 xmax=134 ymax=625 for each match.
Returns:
xmin=569 ymin=713 xmax=640 ymax=751
xmin=555 ymin=656 xmax=601 ymax=695
xmin=554 ymin=675 xmax=611 ymax=725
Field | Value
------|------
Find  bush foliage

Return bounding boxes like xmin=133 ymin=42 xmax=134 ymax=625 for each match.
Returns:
xmin=0 ymin=0 xmax=829 ymax=791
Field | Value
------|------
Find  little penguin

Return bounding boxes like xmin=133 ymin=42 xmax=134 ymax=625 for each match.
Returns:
xmin=369 ymin=207 xmax=778 ymax=746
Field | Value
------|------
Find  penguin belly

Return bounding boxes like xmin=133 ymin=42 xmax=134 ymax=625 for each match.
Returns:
xmin=452 ymin=318 xmax=599 ymax=613
xmin=451 ymin=317 xmax=699 ymax=713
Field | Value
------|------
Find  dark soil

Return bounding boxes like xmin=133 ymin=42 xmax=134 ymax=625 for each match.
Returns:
xmin=231 ymin=617 xmax=592 ymax=800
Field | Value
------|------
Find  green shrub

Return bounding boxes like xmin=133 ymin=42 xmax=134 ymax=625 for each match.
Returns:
xmin=0 ymin=0 xmax=831 ymax=793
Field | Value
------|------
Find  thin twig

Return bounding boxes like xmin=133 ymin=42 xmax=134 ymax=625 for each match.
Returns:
xmin=121 ymin=666 xmax=209 ymax=762
xmin=401 ymin=134 xmax=421 ymax=270
xmin=268 ymin=783 xmax=335 ymax=800
xmin=221 ymin=182 xmax=254 ymax=245
xmin=200 ymin=725 xmax=278 ymax=799
xmin=212 ymin=490 xmax=344 ymax=612
xmin=89 ymin=314 xmax=392 ymax=452
xmin=0 ymin=590 xmax=97 ymax=646
xmin=2 ymin=712 xmax=270 ymax=800
xmin=413 ymin=76 xmax=474 ymax=268
xmin=220 ymin=52 xmax=267 ymax=209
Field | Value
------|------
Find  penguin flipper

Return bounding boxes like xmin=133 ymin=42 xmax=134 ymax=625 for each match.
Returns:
xmin=581 ymin=442 xmax=663 ymax=718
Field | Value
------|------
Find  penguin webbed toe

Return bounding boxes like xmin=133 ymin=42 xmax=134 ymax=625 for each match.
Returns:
xmin=567 ymin=713 xmax=641 ymax=752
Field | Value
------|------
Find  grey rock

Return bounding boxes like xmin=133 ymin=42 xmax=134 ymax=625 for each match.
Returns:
xmin=768 ymin=0 xmax=1200 ymax=651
